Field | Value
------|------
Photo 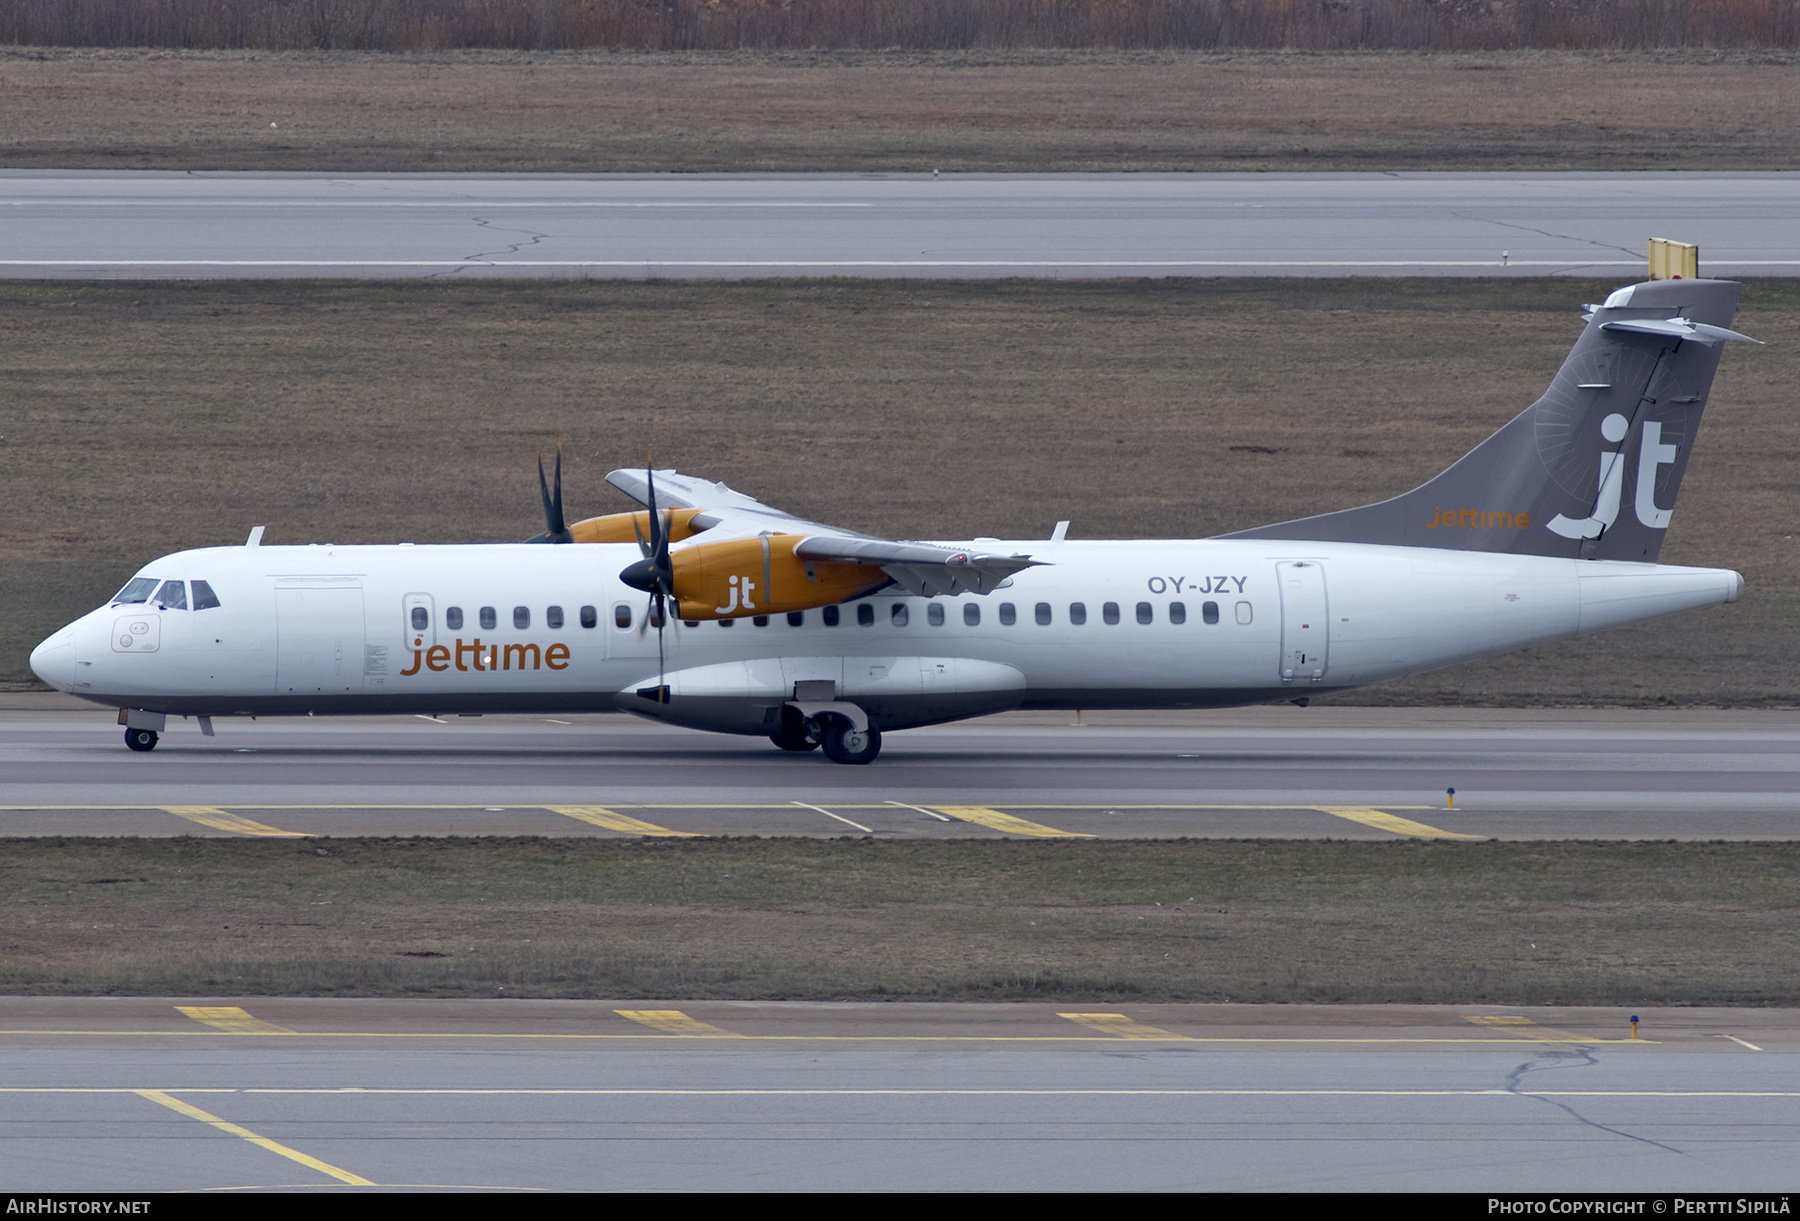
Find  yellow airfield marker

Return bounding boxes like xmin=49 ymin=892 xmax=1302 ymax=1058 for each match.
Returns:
xmin=930 ymin=806 xmax=1094 ymax=838
xmin=176 ymin=1006 xmax=297 ymax=1035
xmin=546 ymin=806 xmax=697 ymax=836
xmin=614 ymin=1010 xmax=744 ymax=1038
xmin=135 ymin=1089 xmax=375 ymax=1186
xmin=1059 ymin=1013 xmax=1186 ymax=1040
xmin=1314 ymin=806 xmax=1480 ymax=840
xmin=159 ymin=806 xmax=307 ymax=837
xmin=1464 ymin=1015 xmax=1591 ymax=1042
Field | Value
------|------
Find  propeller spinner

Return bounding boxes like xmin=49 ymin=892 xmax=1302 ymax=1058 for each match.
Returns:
xmin=618 ymin=467 xmax=676 ymax=701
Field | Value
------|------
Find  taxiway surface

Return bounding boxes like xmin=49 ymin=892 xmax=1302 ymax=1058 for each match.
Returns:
xmin=4 ymin=170 xmax=1797 ymax=279
xmin=1 ymin=998 xmax=1791 ymax=1192
xmin=4 ymin=700 xmax=1795 ymax=840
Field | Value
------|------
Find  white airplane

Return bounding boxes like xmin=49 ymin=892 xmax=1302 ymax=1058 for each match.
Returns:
xmin=30 ymin=279 xmax=1758 ymax=764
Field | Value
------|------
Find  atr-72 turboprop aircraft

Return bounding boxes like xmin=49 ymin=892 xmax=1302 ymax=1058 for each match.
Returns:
xmin=30 ymin=279 xmax=1759 ymax=764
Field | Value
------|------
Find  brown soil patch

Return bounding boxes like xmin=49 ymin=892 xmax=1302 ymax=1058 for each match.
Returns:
xmin=6 ymin=837 xmax=1797 ymax=1003
xmin=3 ymin=48 xmax=1798 ymax=172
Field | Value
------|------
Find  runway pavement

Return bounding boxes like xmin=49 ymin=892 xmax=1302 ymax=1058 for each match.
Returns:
xmin=3 ymin=170 xmax=1797 ymax=280
xmin=4 ymin=696 xmax=1796 ymax=840
xmin=0 ymin=998 xmax=1791 ymax=1192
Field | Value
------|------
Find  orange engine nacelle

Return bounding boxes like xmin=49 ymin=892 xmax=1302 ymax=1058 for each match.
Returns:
xmin=669 ymin=535 xmax=885 ymax=621
xmin=569 ymin=507 xmax=710 ymax=545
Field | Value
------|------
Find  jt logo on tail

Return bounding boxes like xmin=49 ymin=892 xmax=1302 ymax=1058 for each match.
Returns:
xmin=1546 ymin=413 xmax=1680 ymax=541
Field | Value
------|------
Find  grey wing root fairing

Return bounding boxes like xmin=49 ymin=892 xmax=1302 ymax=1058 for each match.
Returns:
xmin=1227 ymin=279 xmax=1759 ymax=563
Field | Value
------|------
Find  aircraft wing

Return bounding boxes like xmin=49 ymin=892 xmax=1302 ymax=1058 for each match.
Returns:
xmin=605 ymin=468 xmax=1043 ymax=596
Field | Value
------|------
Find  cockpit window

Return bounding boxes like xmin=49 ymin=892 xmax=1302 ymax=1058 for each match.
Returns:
xmin=155 ymin=580 xmax=188 ymax=610
xmin=192 ymin=580 xmax=221 ymax=610
xmin=112 ymin=577 xmax=160 ymax=605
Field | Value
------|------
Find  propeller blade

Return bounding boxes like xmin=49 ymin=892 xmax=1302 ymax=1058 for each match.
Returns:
xmin=530 ymin=444 xmax=572 ymax=544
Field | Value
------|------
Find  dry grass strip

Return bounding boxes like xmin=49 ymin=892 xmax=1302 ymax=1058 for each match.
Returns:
xmin=5 ymin=837 xmax=1797 ymax=1004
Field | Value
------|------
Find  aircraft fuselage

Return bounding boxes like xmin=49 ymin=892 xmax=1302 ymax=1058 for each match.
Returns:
xmin=30 ymin=538 xmax=1741 ymax=738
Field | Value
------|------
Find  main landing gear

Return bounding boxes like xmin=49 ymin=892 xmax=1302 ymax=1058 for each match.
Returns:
xmin=124 ymin=727 xmax=159 ymax=752
xmin=820 ymin=720 xmax=881 ymax=765
xmin=769 ymin=709 xmax=882 ymax=765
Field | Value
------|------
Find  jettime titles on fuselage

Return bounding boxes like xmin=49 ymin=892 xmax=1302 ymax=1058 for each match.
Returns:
xmin=400 ymin=637 xmax=571 ymax=676
xmin=1428 ymin=507 xmax=1532 ymax=530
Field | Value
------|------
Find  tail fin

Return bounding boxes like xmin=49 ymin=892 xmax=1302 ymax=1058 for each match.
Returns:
xmin=1228 ymin=279 xmax=1757 ymax=562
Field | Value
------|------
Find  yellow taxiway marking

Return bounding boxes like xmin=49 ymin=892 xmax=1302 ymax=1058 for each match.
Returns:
xmin=614 ymin=1010 xmax=745 ymax=1038
xmin=930 ymin=806 xmax=1094 ymax=838
xmin=176 ymin=1006 xmax=296 ymax=1035
xmin=1464 ymin=1015 xmax=1593 ymax=1041
xmin=158 ymin=806 xmax=307 ymax=837
xmin=545 ymin=806 xmax=697 ymax=837
xmin=50 ymin=1087 xmax=1771 ymax=1098
xmin=1314 ymin=806 xmax=1481 ymax=839
xmin=1059 ymin=1013 xmax=1186 ymax=1040
xmin=0 ymin=1030 xmax=1655 ymax=1044
xmin=135 ymin=1089 xmax=375 ymax=1186
xmin=0 ymin=802 xmax=1445 ymax=812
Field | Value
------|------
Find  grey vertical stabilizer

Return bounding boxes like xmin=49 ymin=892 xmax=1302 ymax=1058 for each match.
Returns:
xmin=1227 ymin=280 xmax=1756 ymax=562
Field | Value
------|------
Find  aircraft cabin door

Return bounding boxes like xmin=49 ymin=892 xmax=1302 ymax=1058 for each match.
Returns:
xmin=1276 ymin=561 xmax=1329 ymax=684
xmin=275 ymin=579 xmax=366 ymax=696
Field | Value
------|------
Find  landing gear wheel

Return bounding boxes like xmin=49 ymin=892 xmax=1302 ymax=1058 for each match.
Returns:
xmin=820 ymin=720 xmax=881 ymax=765
xmin=124 ymin=728 xmax=159 ymax=753
xmin=769 ymin=731 xmax=819 ymax=753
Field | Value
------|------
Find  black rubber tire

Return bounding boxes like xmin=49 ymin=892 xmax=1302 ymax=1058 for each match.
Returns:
xmin=124 ymin=728 xmax=158 ymax=753
xmin=820 ymin=720 xmax=881 ymax=765
xmin=769 ymin=731 xmax=819 ymax=753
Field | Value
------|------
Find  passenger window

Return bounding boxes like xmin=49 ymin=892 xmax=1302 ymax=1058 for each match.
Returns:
xmin=1137 ymin=601 xmax=1153 ymax=625
xmin=999 ymin=602 xmax=1016 ymax=626
xmin=1169 ymin=601 xmax=1186 ymax=625
xmin=964 ymin=603 xmax=980 ymax=626
xmin=1203 ymin=601 xmax=1220 ymax=625
xmin=614 ymin=604 xmax=633 ymax=629
xmin=191 ymin=580 xmax=221 ymax=611
xmin=891 ymin=604 xmax=909 ymax=627
xmin=1235 ymin=601 xmax=1253 ymax=625
xmin=155 ymin=580 xmax=188 ymax=610
xmin=513 ymin=606 xmax=531 ymax=629
xmin=112 ymin=578 xmax=159 ymax=605
xmin=480 ymin=607 xmax=497 ymax=630
xmin=648 ymin=605 xmax=666 ymax=629
xmin=718 ymin=617 xmax=734 ymax=628
xmin=547 ymin=606 xmax=564 ymax=629
xmin=823 ymin=606 xmax=840 ymax=627
xmin=411 ymin=606 xmax=429 ymax=631
xmin=927 ymin=603 xmax=945 ymax=626
xmin=1068 ymin=602 xmax=1086 ymax=625
xmin=581 ymin=605 xmax=598 ymax=628
xmin=683 ymin=619 xmax=699 ymax=628
xmin=787 ymin=611 xmax=805 ymax=627
xmin=446 ymin=606 xmax=464 ymax=630
xmin=1035 ymin=602 xmax=1052 ymax=625
xmin=857 ymin=604 xmax=875 ymax=626
xmin=1102 ymin=602 xmax=1120 ymax=625
xmin=753 ymin=615 xmax=769 ymax=627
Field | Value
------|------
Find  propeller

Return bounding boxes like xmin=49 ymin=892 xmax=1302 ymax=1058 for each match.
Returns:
xmin=619 ymin=466 xmax=676 ymax=702
xmin=526 ymin=444 xmax=573 ymax=544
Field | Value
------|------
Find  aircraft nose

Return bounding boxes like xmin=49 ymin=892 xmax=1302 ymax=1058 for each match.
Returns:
xmin=29 ymin=628 xmax=76 ymax=692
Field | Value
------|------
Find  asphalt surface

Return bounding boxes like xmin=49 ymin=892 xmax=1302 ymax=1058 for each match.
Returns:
xmin=0 ymin=998 xmax=1791 ymax=1192
xmin=3 ymin=697 xmax=1796 ymax=840
xmin=4 ymin=170 xmax=1797 ymax=279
